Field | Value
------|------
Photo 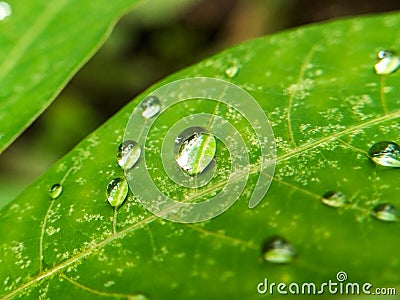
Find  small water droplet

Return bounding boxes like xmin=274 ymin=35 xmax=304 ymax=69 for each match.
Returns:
xmin=106 ymin=178 xmax=128 ymax=208
xmin=368 ymin=141 xmax=400 ymax=167
xmin=374 ymin=50 xmax=400 ymax=75
xmin=49 ymin=184 xmax=62 ymax=199
xmin=0 ymin=2 xmax=11 ymax=21
xmin=175 ymin=131 xmax=216 ymax=176
xmin=261 ymin=236 xmax=295 ymax=264
xmin=321 ymin=191 xmax=346 ymax=208
xmin=141 ymin=96 xmax=161 ymax=118
xmin=225 ymin=65 xmax=239 ymax=78
xmin=117 ymin=140 xmax=141 ymax=171
xmin=372 ymin=203 xmax=399 ymax=222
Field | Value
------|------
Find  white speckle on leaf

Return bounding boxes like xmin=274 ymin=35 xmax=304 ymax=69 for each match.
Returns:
xmin=284 ymin=78 xmax=314 ymax=100
xmin=104 ymin=280 xmax=115 ymax=288
xmin=46 ymin=226 xmax=60 ymax=236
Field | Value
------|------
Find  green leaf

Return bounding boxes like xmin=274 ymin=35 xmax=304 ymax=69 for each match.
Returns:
xmin=2 ymin=12 xmax=400 ymax=299
xmin=0 ymin=0 xmax=141 ymax=154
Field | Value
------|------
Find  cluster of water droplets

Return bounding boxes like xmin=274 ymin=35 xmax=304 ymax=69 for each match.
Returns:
xmin=110 ymin=94 xmax=220 ymax=209
xmin=314 ymin=51 xmax=400 ymax=224
xmin=366 ymin=140 xmax=400 ymax=222
xmin=317 ymin=140 xmax=400 ymax=222
xmin=107 ymin=96 xmax=163 ymax=208
xmin=259 ymin=49 xmax=400 ymax=265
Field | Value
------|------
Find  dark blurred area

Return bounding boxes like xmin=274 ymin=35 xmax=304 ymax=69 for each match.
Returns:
xmin=1 ymin=0 xmax=400 ymax=204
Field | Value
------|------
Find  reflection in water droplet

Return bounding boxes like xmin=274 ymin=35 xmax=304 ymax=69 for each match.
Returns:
xmin=225 ymin=65 xmax=239 ymax=78
xmin=261 ymin=236 xmax=295 ymax=264
xmin=117 ymin=140 xmax=141 ymax=171
xmin=175 ymin=131 xmax=216 ymax=176
xmin=321 ymin=191 xmax=346 ymax=208
xmin=141 ymin=96 xmax=161 ymax=118
xmin=374 ymin=50 xmax=400 ymax=75
xmin=372 ymin=203 xmax=399 ymax=222
xmin=368 ymin=141 xmax=400 ymax=167
xmin=0 ymin=2 xmax=11 ymax=21
xmin=49 ymin=184 xmax=62 ymax=199
xmin=106 ymin=178 xmax=128 ymax=208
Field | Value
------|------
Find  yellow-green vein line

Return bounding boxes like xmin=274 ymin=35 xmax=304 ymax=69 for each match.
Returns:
xmin=379 ymin=76 xmax=388 ymax=115
xmin=60 ymin=273 xmax=145 ymax=299
xmin=38 ymin=200 xmax=55 ymax=273
xmin=287 ymin=43 xmax=319 ymax=149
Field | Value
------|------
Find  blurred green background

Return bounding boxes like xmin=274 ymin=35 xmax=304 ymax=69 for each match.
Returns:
xmin=1 ymin=0 xmax=400 ymax=206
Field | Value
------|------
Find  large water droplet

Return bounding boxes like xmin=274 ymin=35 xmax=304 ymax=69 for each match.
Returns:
xmin=374 ymin=50 xmax=400 ymax=75
xmin=117 ymin=140 xmax=141 ymax=171
xmin=175 ymin=131 xmax=216 ymax=176
xmin=321 ymin=191 xmax=346 ymax=208
xmin=368 ymin=141 xmax=400 ymax=167
xmin=141 ymin=96 xmax=161 ymax=118
xmin=261 ymin=236 xmax=295 ymax=264
xmin=0 ymin=2 xmax=11 ymax=21
xmin=49 ymin=184 xmax=62 ymax=199
xmin=372 ymin=203 xmax=399 ymax=222
xmin=106 ymin=178 xmax=128 ymax=208
xmin=225 ymin=65 xmax=239 ymax=78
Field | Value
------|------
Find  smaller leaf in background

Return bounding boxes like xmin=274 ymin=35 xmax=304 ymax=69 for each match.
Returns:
xmin=0 ymin=0 xmax=142 ymax=154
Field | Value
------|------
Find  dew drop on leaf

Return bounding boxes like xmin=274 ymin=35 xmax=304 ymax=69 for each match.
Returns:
xmin=117 ymin=140 xmax=141 ymax=171
xmin=321 ymin=191 xmax=346 ymax=208
xmin=106 ymin=178 xmax=128 ymax=208
xmin=140 ymin=96 xmax=161 ymax=118
xmin=0 ymin=2 xmax=11 ymax=21
xmin=225 ymin=65 xmax=239 ymax=78
xmin=175 ymin=132 xmax=216 ymax=176
xmin=368 ymin=141 xmax=400 ymax=167
xmin=261 ymin=236 xmax=295 ymax=264
xmin=374 ymin=50 xmax=400 ymax=75
xmin=372 ymin=203 xmax=399 ymax=222
xmin=49 ymin=184 xmax=62 ymax=200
